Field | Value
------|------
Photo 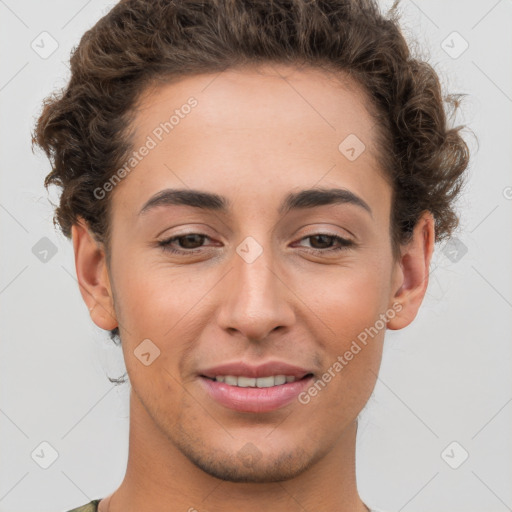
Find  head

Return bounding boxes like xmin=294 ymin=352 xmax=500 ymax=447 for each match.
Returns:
xmin=33 ymin=0 xmax=469 ymax=483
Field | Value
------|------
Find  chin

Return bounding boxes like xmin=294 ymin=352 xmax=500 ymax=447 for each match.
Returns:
xmin=178 ymin=442 xmax=317 ymax=483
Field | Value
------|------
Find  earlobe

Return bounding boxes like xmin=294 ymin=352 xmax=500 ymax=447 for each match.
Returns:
xmin=72 ymin=218 xmax=118 ymax=331
xmin=387 ymin=210 xmax=436 ymax=331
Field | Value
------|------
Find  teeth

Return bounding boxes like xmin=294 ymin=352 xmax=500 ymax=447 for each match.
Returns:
xmin=255 ymin=376 xmax=276 ymax=388
xmin=213 ymin=375 xmax=297 ymax=387
xmin=274 ymin=375 xmax=287 ymax=385
xmin=224 ymin=375 xmax=238 ymax=386
xmin=237 ymin=376 xmax=256 ymax=387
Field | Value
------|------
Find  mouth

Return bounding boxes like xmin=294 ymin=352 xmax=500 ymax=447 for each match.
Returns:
xmin=197 ymin=372 xmax=315 ymax=413
xmin=200 ymin=373 xmax=314 ymax=387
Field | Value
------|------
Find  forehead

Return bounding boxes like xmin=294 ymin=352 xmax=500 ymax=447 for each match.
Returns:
xmin=134 ymin=63 xmax=378 ymax=149
xmin=111 ymin=64 xmax=390 ymax=219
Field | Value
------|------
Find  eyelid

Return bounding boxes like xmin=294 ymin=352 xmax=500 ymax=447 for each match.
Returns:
xmin=155 ymin=223 xmax=217 ymax=239
xmin=298 ymin=227 xmax=353 ymax=241
xmin=296 ymin=223 xmax=356 ymax=241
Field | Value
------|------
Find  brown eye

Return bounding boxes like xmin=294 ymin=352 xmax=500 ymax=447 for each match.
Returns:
xmin=308 ymin=234 xmax=336 ymax=249
xmin=158 ymin=233 xmax=210 ymax=253
xmin=175 ymin=234 xmax=207 ymax=249
xmin=296 ymin=233 xmax=355 ymax=253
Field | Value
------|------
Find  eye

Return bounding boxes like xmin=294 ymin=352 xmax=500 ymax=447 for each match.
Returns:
xmin=294 ymin=233 xmax=355 ymax=253
xmin=158 ymin=233 xmax=212 ymax=254
xmin=157 ymin=232 xmax=355 ymax=256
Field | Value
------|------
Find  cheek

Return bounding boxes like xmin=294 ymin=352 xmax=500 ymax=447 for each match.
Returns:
xmin=111 ymin=253 xmax=196 ymax=333
xmin=296 ymin=284 xmax=385 ymax=429
xmin=292 ymin=260 xmax=389 ymax=401
xmin=294 ymin=258 xmax=391 ymax=335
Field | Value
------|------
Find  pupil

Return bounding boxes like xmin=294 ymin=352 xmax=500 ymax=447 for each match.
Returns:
xmin=312 ymin=234 xmax=331 ymax=249
xmin=181 ymin=234 xmax=204 ymax=249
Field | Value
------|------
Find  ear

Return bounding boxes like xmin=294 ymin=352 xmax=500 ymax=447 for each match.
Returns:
xmin=71 ymin=217 xmax=118 ymax=331
xmin=387 ymin=210 xmax=436 ymax=330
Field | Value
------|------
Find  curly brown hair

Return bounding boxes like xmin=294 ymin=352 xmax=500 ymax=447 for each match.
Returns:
xmin=32 ymin=0 xmax=471 ymax=349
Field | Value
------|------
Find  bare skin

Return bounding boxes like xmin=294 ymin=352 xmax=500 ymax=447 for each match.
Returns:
xmin=72 ymin=63 xmax=435 ymax=512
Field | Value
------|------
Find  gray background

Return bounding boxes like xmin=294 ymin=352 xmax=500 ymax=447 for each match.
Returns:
xmin=0 ymin=1 xmax=511 ymax=511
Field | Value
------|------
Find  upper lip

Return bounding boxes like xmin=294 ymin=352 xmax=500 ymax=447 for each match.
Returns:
xmin=199 ymin=361 xmax=313 ymax=379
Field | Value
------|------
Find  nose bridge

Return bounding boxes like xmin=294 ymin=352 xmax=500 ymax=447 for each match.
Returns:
xmin=216 ymin=235 xmax=294 ymax=340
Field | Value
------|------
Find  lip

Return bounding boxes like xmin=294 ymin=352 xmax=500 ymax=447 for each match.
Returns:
xmin=198 ymin=374 xmax=314 ymax=413
xmin=198 ymin=361 xmax=312 ymax=380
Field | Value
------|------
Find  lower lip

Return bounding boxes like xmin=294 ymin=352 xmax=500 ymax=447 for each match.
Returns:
xmin=198 ymin=376 xmax=314 ymax=413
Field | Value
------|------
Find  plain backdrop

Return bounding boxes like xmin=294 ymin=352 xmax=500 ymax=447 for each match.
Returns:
xmin=0 ymin=1 xmax=511 ymax=511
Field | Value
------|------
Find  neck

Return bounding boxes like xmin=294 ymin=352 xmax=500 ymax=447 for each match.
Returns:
xmin=102 ymin=388 xmax=369 ymax=512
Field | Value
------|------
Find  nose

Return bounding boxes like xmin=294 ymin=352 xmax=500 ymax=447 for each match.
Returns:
xmin=215 ymin=241 xmax=296 ymax=342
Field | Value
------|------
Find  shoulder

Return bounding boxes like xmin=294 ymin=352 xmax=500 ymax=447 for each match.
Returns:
xmin=63 ymin=499 xmax=101 ymax=512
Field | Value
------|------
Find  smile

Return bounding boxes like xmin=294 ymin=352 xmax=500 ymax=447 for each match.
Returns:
xmin=204 ymin=374 xmax=301 ymax=387
xmin=198 ymin=374 xmax=314 ymax=413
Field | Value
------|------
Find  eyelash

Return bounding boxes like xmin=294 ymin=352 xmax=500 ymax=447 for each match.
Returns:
xmin=157 ymin=233 xmax=355 ymax=255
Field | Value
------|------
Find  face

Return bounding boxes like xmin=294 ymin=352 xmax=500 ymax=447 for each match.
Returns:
xmin=74 ymin=64 xmax=433 ymax=483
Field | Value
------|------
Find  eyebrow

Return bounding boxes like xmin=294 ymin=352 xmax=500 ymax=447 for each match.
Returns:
xmin=139 ymin=187 xmax=373 ymax=218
